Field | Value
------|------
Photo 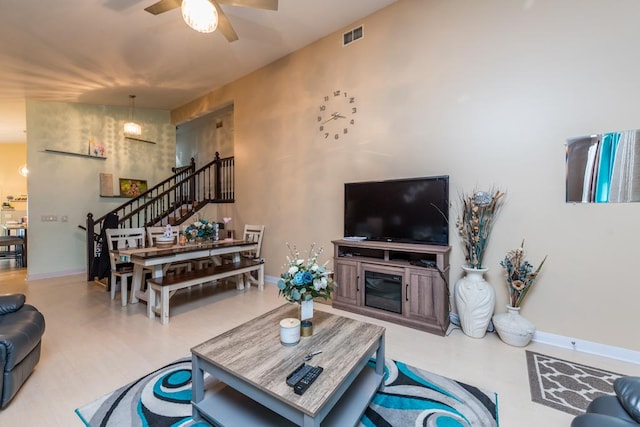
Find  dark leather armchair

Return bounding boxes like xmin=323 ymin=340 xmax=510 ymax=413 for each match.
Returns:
xmin=572 ymin=377 xmax=640 ymax=426
xmin=0 ymin=294 xmax=45 ymax=408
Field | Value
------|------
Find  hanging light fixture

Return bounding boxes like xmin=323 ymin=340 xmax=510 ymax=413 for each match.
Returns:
xmin=124 ymin=94 xmax=142 ymax=137
xmin=181 ymin=0 xmax=218 ymax=33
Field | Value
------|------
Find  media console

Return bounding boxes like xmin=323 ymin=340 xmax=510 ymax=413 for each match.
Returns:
xmin=332 ymin=239 xmax=451 ymax=336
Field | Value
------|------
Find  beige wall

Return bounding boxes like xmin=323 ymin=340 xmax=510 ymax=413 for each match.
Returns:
xmin=176 ymin=104 xmax=234 ymax=169
xmin=26 ymin=100 xmax=174 ymax=277
xmin=172 ymin=0 xmax=640 ymax=352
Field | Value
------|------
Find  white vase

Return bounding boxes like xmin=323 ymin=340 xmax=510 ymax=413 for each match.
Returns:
xmin=454 ymin=266 xmax=495 ymax=338
xmin=492 ymin=305 xmax=535 ymax=347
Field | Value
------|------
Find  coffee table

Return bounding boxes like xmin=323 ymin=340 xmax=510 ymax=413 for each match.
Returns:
xmin=191 ymin=304 xmax=385 ymax=426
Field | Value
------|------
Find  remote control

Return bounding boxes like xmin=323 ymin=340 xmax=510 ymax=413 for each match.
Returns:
xmin=286 ymin=363 xmax=313 ymax=387
xmin=293 ymin=366 xmax=323 ymax=395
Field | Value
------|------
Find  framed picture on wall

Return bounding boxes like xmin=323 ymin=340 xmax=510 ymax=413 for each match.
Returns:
xmin=119 ymin=178 xmax=148 ymax=198
xmin=100 ymin=173 xmax=114 ymax=197
xmin=88 ymin=138 xmax=106 ymax=157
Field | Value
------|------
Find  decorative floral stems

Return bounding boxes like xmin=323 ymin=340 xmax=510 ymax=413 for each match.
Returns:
xmin=456 ymin=188 xmax=505 ymax=269
xmin=500 ymin=240 xmax=547 ymax=308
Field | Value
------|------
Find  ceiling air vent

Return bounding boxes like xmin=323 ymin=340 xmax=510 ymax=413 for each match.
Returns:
xmin=343 ymin=25 xmax=364 ymax=46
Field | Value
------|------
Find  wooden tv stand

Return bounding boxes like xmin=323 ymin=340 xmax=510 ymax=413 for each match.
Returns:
xmin=332 ymin=239 xmax=450 ymax=336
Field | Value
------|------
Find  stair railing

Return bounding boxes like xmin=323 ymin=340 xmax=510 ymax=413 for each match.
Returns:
xmin=83 ymin=152 xmax=234 ymax=280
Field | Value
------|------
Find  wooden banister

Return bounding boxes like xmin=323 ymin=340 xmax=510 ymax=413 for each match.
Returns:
xmin=83 ymin=153 xmax=234 ymax=281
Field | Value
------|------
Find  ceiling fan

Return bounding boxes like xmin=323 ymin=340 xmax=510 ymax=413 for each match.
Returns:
xmin=144 ymin=0 xmax=278 ymax=42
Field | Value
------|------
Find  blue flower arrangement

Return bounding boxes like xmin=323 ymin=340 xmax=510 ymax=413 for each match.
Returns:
xmin=278 ymin=243 xmax=334 ymax=303
xmin=184 ymin=218 xmax=217 ymax=241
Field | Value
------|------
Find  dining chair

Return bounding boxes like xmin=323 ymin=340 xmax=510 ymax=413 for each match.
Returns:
xmin=191 ymin=256 xmax=217 ymax=270
xmin=146 ymin=226 xmax=177 ymax=247
xmin=228 ymin=224 xmax=265 ymax=290
xmin=189 ymin=223 xmax=223 ymax=270
xmin=241 ymin=224 xmax=265 ymax=260
xmin=105 ymin=227 xmax=146 ymax=306
xmin=146 ymin=226 xmax=192 ymax=275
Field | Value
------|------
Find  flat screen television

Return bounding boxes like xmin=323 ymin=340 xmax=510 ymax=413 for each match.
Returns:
xmin=344 ymin=176 xmax=449 ymax=246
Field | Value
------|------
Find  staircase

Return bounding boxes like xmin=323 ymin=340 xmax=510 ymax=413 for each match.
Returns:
xmin=83 ymin=152 xmax=234 ymax=280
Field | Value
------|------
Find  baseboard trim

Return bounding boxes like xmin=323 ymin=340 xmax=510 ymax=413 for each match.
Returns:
xmin=266 ymin=275 xmax=279 ymax=286
xmin=27 ymin=269 xmax=85 ymax=281
xmin=272 ymin=273 xmax=640 ymax=364
xmin=33 ymin=273 xmax=640 ymax=364
xmin=533 ymin=331 xmax=640 ymax=365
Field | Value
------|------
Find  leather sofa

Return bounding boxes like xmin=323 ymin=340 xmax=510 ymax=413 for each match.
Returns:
xmin=572 ymin=377 xmax=640 ymax=426
xmin=0 ymin=293 xmax=45 ymax=408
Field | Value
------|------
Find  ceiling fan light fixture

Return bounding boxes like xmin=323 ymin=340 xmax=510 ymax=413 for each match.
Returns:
xmin=124 ymin=95 xmax=142 ymax=136
xmin=181 ymin=0 xmax=218 ymax=33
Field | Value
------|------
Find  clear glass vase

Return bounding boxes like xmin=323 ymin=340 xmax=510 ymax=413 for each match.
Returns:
xmin=299 ymin=300 xmax=313 ymax=337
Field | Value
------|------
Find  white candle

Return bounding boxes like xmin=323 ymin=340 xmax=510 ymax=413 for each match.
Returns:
xmin=280 ymin=318 xmax=300 ymax=346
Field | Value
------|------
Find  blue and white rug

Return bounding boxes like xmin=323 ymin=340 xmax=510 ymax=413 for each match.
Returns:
xmin=76 ymin=357 xmax=498 ymax=426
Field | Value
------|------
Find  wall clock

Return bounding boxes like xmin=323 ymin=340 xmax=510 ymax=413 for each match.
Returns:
xmin=317 ymin=90 xmax=357 ymax=141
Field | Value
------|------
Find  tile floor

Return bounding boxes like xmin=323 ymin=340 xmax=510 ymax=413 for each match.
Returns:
xmin=0 ymin=266 xmax=638 ymax=426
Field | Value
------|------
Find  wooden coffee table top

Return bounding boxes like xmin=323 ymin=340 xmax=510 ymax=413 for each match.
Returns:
xmin=191 ymin=304 xmax=385 ymax=416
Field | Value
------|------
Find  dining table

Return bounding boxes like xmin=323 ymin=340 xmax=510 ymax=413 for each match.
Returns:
xmin=116 ymin=239 xmax=259 ymax=306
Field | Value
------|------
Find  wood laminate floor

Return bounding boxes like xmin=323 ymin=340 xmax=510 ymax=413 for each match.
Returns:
xmin=0 ymin=266 xmax=638 ymax=426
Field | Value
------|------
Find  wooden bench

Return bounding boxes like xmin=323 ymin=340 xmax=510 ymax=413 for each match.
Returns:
xmin=146 ymin=258 xmax=265 ymax=324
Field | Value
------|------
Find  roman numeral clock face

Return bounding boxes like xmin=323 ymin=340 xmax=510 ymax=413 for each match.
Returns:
xmin=317 ymin=90 xmax=357 ymax=141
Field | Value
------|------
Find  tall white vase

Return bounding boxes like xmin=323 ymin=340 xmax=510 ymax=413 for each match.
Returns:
xmin=454 ymin=266 xmax=495 ymax=338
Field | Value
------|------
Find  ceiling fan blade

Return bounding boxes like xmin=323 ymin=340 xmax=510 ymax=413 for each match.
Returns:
xmin=212 ymin=2 xmax=239 ymax=42
xmin=217 ymin=0 xmax=278 ymax=11
xmin=144 ymin=0 xmax=182 ymax=15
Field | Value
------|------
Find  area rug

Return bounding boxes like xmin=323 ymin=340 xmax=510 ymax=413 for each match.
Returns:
xmin=526 ymin=350 xmax=623 ymax=416
xmin=76 ymin=357 xmax=498 ymax=427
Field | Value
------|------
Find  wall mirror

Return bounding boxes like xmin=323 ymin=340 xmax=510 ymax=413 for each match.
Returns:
xmin=566 ymin=129 xmax=640 ymax=203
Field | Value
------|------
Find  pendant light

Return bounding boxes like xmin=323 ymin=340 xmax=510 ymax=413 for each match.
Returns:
xmin=124 ymin=95 xmax=142 ymax=136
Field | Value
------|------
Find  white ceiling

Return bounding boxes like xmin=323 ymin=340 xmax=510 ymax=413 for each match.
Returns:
xmin=0 ymin=0 xmax=397 ymax=143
